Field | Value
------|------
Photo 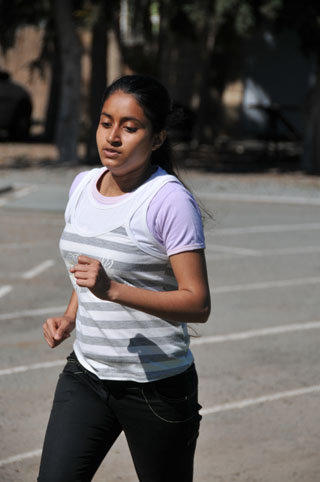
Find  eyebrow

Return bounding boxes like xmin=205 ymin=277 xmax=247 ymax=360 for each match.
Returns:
xmin=100 ymin=112 xmax=144 ymax=126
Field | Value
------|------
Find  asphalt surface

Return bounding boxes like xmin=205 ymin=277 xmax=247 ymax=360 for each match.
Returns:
xmin=0 ymin=165 xmax=320 ymax=481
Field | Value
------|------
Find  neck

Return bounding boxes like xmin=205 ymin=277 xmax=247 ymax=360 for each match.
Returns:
xmin=98 ymin=164 xmax=157 ymax=196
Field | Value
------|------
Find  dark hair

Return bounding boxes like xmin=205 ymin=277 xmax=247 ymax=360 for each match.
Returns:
xmin=102 ymin=74 xmax=174 ymax=174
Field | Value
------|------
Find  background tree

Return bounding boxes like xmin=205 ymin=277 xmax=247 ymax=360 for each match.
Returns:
xmin=85 ymin=0 xmax=121 ymax=165
xmin=1 ymin=0 xmax=319 ymax=172
xmin=270 ymin=0 xmax=320 ymax=174
xmin=53 ymin=0 xmax=82 ymax=163
xmin=0 ymin=0 xmax=81 ymax=162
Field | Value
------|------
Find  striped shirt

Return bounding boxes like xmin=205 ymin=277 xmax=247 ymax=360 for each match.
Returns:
xmin=59 ymin=167 xmax=195 ymax=382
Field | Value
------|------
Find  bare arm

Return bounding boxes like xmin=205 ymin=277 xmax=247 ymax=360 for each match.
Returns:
xmin=71 ymin=250 xmax=210 ymax=324
xmin=43 ymin=289 xmax=78 ymax=348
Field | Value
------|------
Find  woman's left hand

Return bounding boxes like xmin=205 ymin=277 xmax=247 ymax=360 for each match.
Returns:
xmin=70 ymin=255 xmax=111 ymax=299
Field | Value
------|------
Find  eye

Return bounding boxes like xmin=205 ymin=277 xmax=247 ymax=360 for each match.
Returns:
xmin=101 ymin=121 xmax=111 ymax=128
xmin=124 ymin=126 xmax=138 ymax=133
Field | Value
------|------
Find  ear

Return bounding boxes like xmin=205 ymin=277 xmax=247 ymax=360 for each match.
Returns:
xmin=152 ymin=130 xmax=167 ymax=151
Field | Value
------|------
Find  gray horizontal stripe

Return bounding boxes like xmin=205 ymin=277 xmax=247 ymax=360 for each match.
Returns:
xmin=61 ymin=249 xmax=165 ymax=272
xmin=77 ymin=332 xmax=186 ymax=348
xmin=77 ymin=313 xmax=176 ymax=330
xmin=81 ymin=301 xmax=123 ymax=312
xmin=80 ymin=302 xmax=174 ymax=316
xmin=109 ymin=259 xmax=166 ymax=272
xmin=61 ymin=231 xmax=140 ymax=254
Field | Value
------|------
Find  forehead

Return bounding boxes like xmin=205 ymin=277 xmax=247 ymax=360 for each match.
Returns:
xmin=101 ymin=91 xmax=147 ymax=120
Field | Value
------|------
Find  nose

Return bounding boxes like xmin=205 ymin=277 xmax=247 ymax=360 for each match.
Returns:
xmin=107 ymin=126 xmax=121 ymax=146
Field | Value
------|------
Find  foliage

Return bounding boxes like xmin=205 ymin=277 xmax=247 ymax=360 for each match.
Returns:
xmin=271 ymin=0 xmax=320 ymax=58
xmin=2 ymin=0 xmax=320 ymax=169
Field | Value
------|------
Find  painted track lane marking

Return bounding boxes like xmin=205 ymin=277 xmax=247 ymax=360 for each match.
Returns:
xmin=0 ymin=185 xmax=38 ymax=208
xmin=206 ymin=244 xmax=260 ymax=256
xmin=2 ymin=320 xmax=319 ymax=377
xmin=21 ymin=260 xmax=55 ymax=280
xmin=1 ymin=384 xmax=320 ymax=466
xmin=191 ymin=320 xmax=320 ymax=346
xmin=0 ymin=306 xmax=66 ymax=321
xmin=0 ymin=285 xmax=12 ymax=298
xmin=200 ymin=385 xmax=320 ymax=416
xmin=13 ymin=185 xmax=38 ymax=199
xmin=1 ymin=276 xmax=319 ymax=320
xmin=0 ymin=359 xmax=65 ymax=376
xmin=207 ymin=222 xmax=320 ymax=236
xmin=0 ymin=216 xmax=64 ymax=226
xmin=211 ymin=276 xmax=320 ymax=294
xmin=198 ymin=191 xmax=320 ymax=206
xmin=0 ymin=449 xmax=42 ymax=468
xmin=0 ymin=240 xmax=54 ymax=250
xmin=205 ymin=245 xmax=320 ymax=261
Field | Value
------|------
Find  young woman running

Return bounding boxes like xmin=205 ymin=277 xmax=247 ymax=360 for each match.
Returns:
xmin=38 ymin=74 xmax=210 ymax=482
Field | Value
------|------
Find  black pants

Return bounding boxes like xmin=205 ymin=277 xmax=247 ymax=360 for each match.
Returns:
xmin=38 ymin=353 xmax=202 ymax=482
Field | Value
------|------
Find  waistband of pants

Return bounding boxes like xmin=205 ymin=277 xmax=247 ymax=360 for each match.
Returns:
xmin=66 ymin=351 xmax=195 ymax=388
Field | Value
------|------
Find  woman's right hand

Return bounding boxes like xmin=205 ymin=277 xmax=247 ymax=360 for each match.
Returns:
xmin=43 ymin=315 xmax=75 ymax=348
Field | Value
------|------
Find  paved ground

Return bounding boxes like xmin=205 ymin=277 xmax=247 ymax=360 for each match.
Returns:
xmin=0 ymin=163 xmax=320 ymax=481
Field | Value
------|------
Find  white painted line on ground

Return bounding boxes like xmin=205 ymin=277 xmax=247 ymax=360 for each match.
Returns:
xmin=198 ymin=191 xmax=320 ymax=206
xmin=206 ymin=244 xmax=260 ymax=256
xmin=205 ymin=252 xmax=241 ymax=262
xmin=205 ymin=245 xmax=320 ymax=261
xmin=0 ymin=285 xmax=13 ymax=298
xmin=191 ymin=320 xmax=320 ymax=346
xmin=0 ymin=449 xmax=42 ymax=467
xmin=0 ymin=186 xmax=38 ymax=208
xmin=2 ymin=321 xmax=319 ymax=377
xmin=201 ymin=384 xmax=320 ymax=416
xmin=0 ymin=240 xmax=53 ymax=250
xmin=211 ymin=276 xmax=320 ymax=294
xmin=0 ymin=306 xmax=66 ymax=321
xmin=0 ymin=216 xmax=64 ymax=226
xmin=208 ymin=222 xmax=320 ymax=236
xmin=13 ymin=185 xmax=38 ymax=199
xmin=0 ymin=271 xmax=51 ymax=280
xmin=0 ymin=359 xmax=65 ymax=376
xmin=259 ymin=245 xmax=320 ymax=256
xmin=1 ymin=276 xmax=319 ymax=321
xmin=1 ymin=384 xmax=320 ymax=467
xmin=21 ymin=259 xmax=55 ymax=279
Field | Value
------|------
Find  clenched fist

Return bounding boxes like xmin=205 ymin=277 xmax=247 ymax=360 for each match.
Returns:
xmin=70 ymin=255 xmax=111 ymax=300
xmin=43 ymin=315 xmax=75 ymax=348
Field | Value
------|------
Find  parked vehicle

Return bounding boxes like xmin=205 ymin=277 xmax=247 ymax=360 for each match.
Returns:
xmin=0 ymin=70 xmax=32 ymax=140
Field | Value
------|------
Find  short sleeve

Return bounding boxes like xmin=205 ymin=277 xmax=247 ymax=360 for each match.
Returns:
xmin=147 ymin=182 xmax=205 ymax=256
xmin=69 ymin=171 xmax=90 ymax=198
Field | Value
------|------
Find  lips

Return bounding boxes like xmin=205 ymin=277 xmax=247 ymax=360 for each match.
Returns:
xmin=102 ymin=148 xmax=120 ymax=158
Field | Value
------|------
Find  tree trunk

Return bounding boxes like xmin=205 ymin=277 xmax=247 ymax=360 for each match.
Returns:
xmin=157 ymin=0 xmax=170 ymax=78
xmin=53 ymin=0 xmax=82 ymax=163
xmin=44 ymin=31 xmax=61 ymax=141
xmin=303 ymin=74 xmax=320 ymax=174
xmin=193 ymin=1 xmax=217 ymax=147
xmin=85 ymin=5 xmax=108 ymax=165
xmin=85 ymin=0 xmax=121 ymax=164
